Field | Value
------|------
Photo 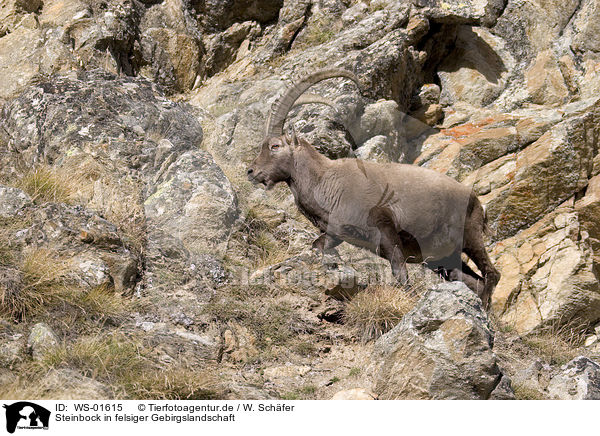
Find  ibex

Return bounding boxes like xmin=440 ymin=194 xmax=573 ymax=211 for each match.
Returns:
xmin=247 ymin=69 xmax=500 ymax=309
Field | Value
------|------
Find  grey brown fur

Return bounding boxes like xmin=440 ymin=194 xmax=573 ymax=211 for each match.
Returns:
xmin=247 ymin=70 xmax=500 ymax=309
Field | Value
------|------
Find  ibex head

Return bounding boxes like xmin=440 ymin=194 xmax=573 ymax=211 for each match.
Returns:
xmin=247 ymin=69 xmax=360 ymax=189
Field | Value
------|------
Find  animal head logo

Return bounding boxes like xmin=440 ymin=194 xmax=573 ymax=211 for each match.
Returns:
xmin=3 ymin=402 xmax=50 ymax=434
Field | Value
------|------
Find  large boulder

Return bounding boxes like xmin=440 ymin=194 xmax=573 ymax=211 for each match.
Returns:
xmin=491 ymin=202 xmax=600 ymax=334
xmin=437 ymin=26 xmax=515 ymax=107
xmin=413 ymin=0 xmax=506 ymax=27
xmin=144 ymin=148 xmax=239 ymax=257
xmin=372 ymin=282 xmax=512 ymax=399
xmin=0 ymin=70 xmax=202 ymax=178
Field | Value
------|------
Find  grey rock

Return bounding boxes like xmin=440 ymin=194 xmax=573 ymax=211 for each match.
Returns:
xmin=1 ymin=70 xmax=202 ymax=178
xmin=28 ymin=323 xmax=59 ymax=360
xmin=414 ymin=0 xmax=506 ymax=27
xmin=137 ymin=0 xmax=203 ymax=93
xmin=39 ymin=369 xmax=113 ymax=399
xmin=331 ymin=388 xmax=377 ymax=400
xmin=489 ymin=375 xmax=516 ymax=400
xmin=355 ymin=135 xmax=393 ymax=162
xmin=547 ymin=357 xmax=600 ymax=400
xmin=202 ymin=21 xmax=261 ymax=78
xmin=372 ymin=282 xmax=510 ymax=399
xmin=356 ymin=99 xmax=406 ymax=160
xmin=0 ymin=340 xmax=23 ymax=368
xmin=0 ymin=186 xmax=30 ymax=218
xmin=145 ymin=148 xmax=239 ymax=257
xmin=512 ymin=358 xmax=552 ymax=393
xmin=197 ymin=0 xmax=283 ymax=32
xmin=412 ymin=83 xmax=441 ymax=108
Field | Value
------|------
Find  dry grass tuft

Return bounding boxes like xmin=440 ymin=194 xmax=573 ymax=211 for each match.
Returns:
xmin=11 ymin=333 xmax=222 ymax=400
xmin=126 ymin=368 xmax=221 ymax=400
xmin=1 ymin=248 xmax=72 ymax=320
xmin=1 ymin=247 xmax=131 ymax=323
xmin=344 ymin=284 xmax=421 ymax=342
xmin=204 ymin=295 xmax=305 ymax=350
xmin=301 ymin=16 xmax=337 ymax=47
xmin=226 ymin=202 xmax=297 ymax=270
xmin=17 ymin=166 xmax=74 ymax=204
xmin=512 ymin=383 xmax=547 ymax=400
xmin=67 ymin=284 xmax=132 ymax=324
xmin=522 ymin=322 xmax=588 ymax=366
xmin=60 ymin=156 xmax=146 ymax=252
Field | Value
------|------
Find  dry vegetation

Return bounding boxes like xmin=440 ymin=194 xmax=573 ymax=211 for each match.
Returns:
xmin=298 ymin=16 xmax=338 ymax=48
xmin=1 ymin=248 xmax=72 ymax=321
xmin=344 ymin=284 xmax=421 ymax=342
xmin=0 ymin=333 xmax=220 ymax=400
xmin=522 ymin=322 xmax=588 ymax=366
xmin=9 ymin=160 xmax=146 ymax=252
xmin=0 ymin=244 xmax=133 ymax=325
xmin=512 ymin=383 xmax=547 ymax=400
xmin=203 ymin=285 xmax=308 ymax=354
xmin=17 ymin=166 xmax=74 ymax=204
xmin=58 ymin=156 xmax=146 ymax=252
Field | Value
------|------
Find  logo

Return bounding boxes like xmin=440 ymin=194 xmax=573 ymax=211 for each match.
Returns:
xmin=3 ymin=402 xmax=50 ymax=434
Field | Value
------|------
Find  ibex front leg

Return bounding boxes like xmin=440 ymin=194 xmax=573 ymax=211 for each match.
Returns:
xmin=379 ymin=226 xmax=409 ymax=285
xmin=369 ymin=205 xmax=408 ymax=285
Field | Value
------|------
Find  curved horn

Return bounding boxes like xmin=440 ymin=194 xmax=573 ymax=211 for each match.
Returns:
xmin=292 ymin=94 xmax=337 ymax=110
xmin=266 ymin=69 xmax=361 ymax=137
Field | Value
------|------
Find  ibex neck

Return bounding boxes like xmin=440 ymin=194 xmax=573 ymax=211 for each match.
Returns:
xmin=288 ymin=146 xmax=329 ymax=192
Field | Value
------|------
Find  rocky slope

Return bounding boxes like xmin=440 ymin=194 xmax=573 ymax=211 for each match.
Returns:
xmin=1 ymin=0 xmax=600 ymax=399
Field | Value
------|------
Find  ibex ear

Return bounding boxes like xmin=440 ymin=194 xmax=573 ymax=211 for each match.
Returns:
xmin=291 ymin=129 xmax=300 ymax=148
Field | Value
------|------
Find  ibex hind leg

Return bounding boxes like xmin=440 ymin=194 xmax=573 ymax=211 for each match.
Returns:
xmin=426 ymin=254 xmax=485 ymax=296
xmin=463 ymin=220 xmax=500 ymax=310
xmin=447 ymin=261 xmax=485 ymax=297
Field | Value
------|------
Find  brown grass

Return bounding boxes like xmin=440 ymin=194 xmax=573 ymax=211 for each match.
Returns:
xmin=204 ymin=296 xmax=304 ymax=350
xmin=1 ymin=333 xmax=221 ymax=400
xmin=0 ymin=246 xmax=132 ymax=324
xmin=17 ymin=165 xmax=74 ymax=204
xmin=1 ymin=248 xmax=72 ymax=320
xmin=59 ymin=156 xmax=146 ymax=252
xmin=522 ymin=322 xmax=587 ymax=366
xmin=65 ymin=284 xmax=133 ymax=325
xmin=512 ymin=383 xmax=547 ymax=400
xmin=299 ymin=16 xmax=338 ymax=48
xmin=344 ymin=284 xmax=421 ymax=342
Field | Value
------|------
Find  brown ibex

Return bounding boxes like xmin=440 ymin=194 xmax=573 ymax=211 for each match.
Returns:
xmin=247 ymin=69 xmax=500 ymax=309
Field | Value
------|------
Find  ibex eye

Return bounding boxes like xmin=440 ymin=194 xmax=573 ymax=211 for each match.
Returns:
xmin=270 ymin=144 xmax=280 ymax=150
